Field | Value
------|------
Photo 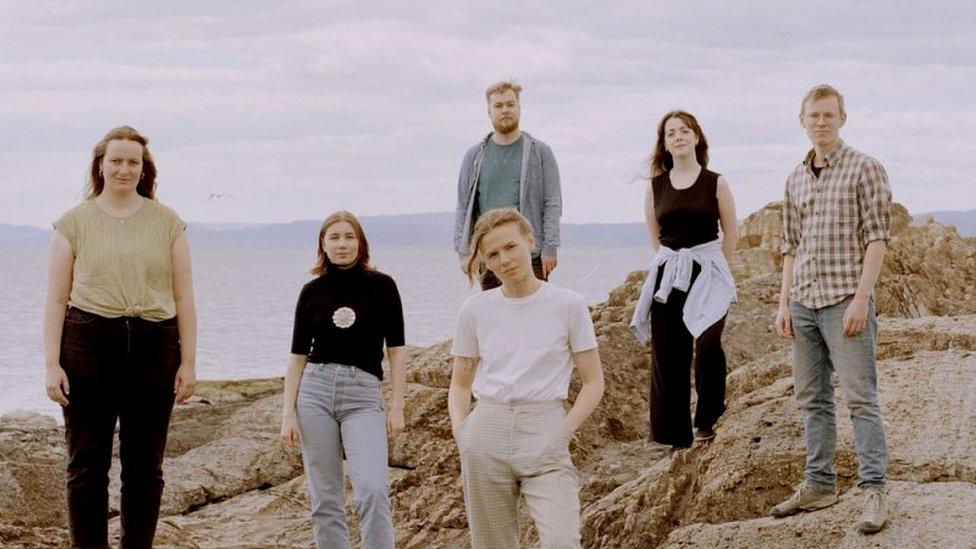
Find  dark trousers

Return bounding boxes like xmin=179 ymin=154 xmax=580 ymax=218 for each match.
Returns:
xmin=60 ymin=307 xmax=180 ymax=549
xmin=648 ymin=264 xmax=727 ymax=448
xmin=480 ymin=255 xmax=547 ymax=291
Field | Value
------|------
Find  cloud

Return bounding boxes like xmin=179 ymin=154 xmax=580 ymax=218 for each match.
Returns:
xmin=1 ymin=1 xmax=974 ymax=227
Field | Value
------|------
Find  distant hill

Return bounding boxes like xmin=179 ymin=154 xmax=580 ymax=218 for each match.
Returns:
xmin=5 ymin=208 xmax=972 ymax=249
xmin=0 ymin=213 xmax=649 ymax=248
xmin=916 ymin=209 xmax=976 ymax=236
xmin=0 ymin=225 xmax=50 ymax=247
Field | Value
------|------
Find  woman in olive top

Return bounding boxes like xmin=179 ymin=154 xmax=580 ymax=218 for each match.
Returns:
xmin=43 ymin=126 xmax=197 ymax=548
xmin=280 ymin=210 xmax=407 ymax=549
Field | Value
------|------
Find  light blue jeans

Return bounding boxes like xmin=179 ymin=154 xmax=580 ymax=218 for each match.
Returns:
xmin=297 ymin=363 xmax=394 ymax=549
xmin=790 ymin=296 xmax=887 ymax=490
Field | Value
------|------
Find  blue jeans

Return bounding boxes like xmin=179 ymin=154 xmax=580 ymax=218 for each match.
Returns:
xmin=790 ymin=297 xmax=887 ymax=490
xmin=296 ymin=363 xmax=394 ymax=549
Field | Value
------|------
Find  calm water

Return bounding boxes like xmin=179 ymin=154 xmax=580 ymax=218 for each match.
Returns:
xmin=0 ymin=245 xmax=649 ymax=417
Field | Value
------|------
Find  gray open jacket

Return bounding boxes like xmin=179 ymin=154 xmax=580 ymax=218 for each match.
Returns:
xmin=453 ymin=131 xmax=562 ymax=259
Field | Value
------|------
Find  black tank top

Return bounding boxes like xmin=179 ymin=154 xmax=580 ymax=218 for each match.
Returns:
xmin=652 ymin=168 xmax=721 ymax=249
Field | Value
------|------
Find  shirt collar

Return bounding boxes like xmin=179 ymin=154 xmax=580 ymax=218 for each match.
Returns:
xmin=803 ymin=139 xmax=846 ymax=168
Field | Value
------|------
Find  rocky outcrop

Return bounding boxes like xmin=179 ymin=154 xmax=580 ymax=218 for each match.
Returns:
xmin=735 ymin=201 xmax=976 ymax=318
xmin=3 ymin=207 xmax=974 ymax=548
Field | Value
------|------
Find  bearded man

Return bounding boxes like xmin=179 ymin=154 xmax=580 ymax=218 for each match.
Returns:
xmin=453 ymin=80 xmax=563 ymax=290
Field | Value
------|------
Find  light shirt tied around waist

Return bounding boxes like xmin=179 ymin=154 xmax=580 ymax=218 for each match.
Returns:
xmin=451 ymin=282 xmax=598 ymax=402
xmin=53 ymin=198 xmax=186 ymax=321
xmin=630 ymin=239 xmax=736 ymax=341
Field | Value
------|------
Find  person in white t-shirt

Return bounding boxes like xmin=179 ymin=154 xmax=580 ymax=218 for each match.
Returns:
xmin=449 ymin=207 xmax=605 ymax=549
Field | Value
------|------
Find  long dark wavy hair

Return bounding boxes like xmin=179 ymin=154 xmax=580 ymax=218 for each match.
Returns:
xmin=650 ymin=110 xmax=709 ymax=178
xmin=85 ymin=126 xmax=157 ymax=199
xmin=310 ymin=210 xmax=374 ymax=276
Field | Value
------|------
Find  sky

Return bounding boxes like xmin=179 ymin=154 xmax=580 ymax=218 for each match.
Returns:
xmin=1 ymin=1 xmax=974 ymax=228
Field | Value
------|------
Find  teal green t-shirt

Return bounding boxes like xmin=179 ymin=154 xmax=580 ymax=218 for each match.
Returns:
xmin=477 ymin=136 xmax=523 ymax=216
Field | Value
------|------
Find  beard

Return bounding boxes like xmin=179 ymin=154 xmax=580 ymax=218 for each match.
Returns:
xmin=491 ymin=115 xmax=519 ymax=134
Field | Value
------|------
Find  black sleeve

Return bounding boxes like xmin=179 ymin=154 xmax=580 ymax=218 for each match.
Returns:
xmin=383 ymin=276 xmax=405 ymax=348
xmin=290 ymin=283 xmax=313 ymax=355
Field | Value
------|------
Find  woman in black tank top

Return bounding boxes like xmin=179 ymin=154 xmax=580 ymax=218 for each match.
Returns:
xmin=642 ymin=110 xmax=739 ymax=448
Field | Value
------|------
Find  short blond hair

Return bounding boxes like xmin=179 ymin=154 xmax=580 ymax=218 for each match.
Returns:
xmin=463 ymin=208 xmax=535 ymax=284
xmin=800 ymin=84 xmax=846 ymax=119
xmin=485 ymin=80 xmax=522 ymax=103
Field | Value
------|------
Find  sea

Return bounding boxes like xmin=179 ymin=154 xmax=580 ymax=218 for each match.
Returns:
xmin=0 ymin=245 xmax=649 ymax=418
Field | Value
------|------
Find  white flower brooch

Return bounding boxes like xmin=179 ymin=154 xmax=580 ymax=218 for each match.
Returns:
xmin=332 ymin=306 xmax=356 ymax=329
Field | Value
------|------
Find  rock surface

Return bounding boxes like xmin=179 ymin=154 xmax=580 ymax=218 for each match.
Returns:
xmin=2 ymin=204 xmax=974 ymax=548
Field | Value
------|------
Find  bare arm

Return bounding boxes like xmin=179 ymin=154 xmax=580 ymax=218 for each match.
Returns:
xmin=842 ymin=240 xmax=887 ymax=337
xmin=854 ymin=240 xmax=886 ymax=300
xmin=448 ymin=356 xmax=478 ymax=437
xmin=43 ymin=231 xmax=73 ymax=406
xmin=386 ymin=345 xmax=407 ymax=435
xmin=643 ymin=182 xmax=660 ymax=251
xmin=565 ymin=347 xmax=604 ymax=432
xmin=716 ymin=176 xmax=739 ymax=262
xmin=172 ymin=233 xmax=197 ymax=404
xmin=775 ymin=254 xmax=795 ymax=338
xmin=281 ymin=353 xmax=309 ymax=447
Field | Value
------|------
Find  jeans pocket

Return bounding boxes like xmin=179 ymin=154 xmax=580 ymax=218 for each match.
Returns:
xmin=354 ymin=368 xmax=381 ymax=388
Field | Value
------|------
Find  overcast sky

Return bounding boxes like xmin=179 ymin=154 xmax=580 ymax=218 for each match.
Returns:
xmin=2 ymin=1 xmax=974 ymax=228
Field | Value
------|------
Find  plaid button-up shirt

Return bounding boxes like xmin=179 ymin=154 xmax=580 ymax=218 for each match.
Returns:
xmin=781 ymin=140 xmax=892 ymax=309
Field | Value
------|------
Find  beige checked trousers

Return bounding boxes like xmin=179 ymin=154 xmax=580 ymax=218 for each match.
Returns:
xmin=457 ymin=398 xmax=581 ymax=549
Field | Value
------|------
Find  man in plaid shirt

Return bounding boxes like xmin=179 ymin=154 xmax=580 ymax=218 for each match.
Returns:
xmin=771 ymin=84 xmax=892 ymax=535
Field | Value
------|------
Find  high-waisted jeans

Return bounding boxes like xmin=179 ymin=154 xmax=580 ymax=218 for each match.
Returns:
xmin=59 ymin=306 xmax=181 ymax=549
xmin=296 ymin=363 xmax=393 ymax=549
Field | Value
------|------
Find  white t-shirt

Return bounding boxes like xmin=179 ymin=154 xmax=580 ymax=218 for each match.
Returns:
xmin=450 ymin=282 xmax=598 ymax=402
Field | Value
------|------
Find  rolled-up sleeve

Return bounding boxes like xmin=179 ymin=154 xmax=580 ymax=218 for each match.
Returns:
xmin=857 ymin=158 xmax=892 ymax=244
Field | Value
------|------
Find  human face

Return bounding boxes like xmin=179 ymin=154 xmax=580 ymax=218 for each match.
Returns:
xmin=801 ymin=96 xmax=845 ymax=150
xmin=479 ymin=222 xmax=533 ymax=285
xmin=100 ymin=139 xmax=144 ymax=195
xmin=664 ymin=116 xmax=698 ymax=159
xmin=322 ymin=221 xmax=360 ymax=268
xmin=487 ymin=89 xmax=520 ymax=135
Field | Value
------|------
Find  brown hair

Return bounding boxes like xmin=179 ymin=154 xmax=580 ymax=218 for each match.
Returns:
xmin=310 ymin=210 xmax=374 ymax=276
xmin=485 ymin=80 xmax=522 ymax=103
xmin=650 ymin=110 xmax=709 ymax=178
xmin=800 ymin=83 xmax=846 ymax=119
xmin=463 ymin=207 xmax=535 ymax=284
xmin=85 ymin=126 xmax=157 ymax=199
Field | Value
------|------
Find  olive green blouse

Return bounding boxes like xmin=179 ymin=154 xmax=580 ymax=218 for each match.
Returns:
xmin=54 ymin=198 xmax=186 ymax=321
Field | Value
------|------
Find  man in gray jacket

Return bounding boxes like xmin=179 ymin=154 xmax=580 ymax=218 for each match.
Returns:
xmin=454 ymin=80 xmax=562 ymax=290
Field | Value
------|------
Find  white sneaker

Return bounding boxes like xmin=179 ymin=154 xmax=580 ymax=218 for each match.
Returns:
xmin=770 ymin=481 xmax=839 ymax=518
xmin=857 ymin=487 xmax=888 ymax=534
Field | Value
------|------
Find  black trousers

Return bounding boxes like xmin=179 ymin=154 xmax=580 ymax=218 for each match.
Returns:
xmin=648 ymin=264 xmax=727 ymax=448
xmin=60 ymin=307 xmax=180 ymax=549
xmin=480 ymin=255 xmax=547 ymax=291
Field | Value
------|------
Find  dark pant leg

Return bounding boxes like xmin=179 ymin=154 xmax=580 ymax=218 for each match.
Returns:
xmin=480 ymin=255 xmax=547 ymax=291
xmin=531 ymin=255 xmax=548 ymax=281
xmin=648 ymin=270 xmax=694 ymax=448
xmin=693 ymin=316 xmax=727 ymax=430
xmin=480 ymin=268 xmax=501 ymax=291
xmin=117 ymin=320 xmax=180 ymax=549
xmin=60 ymin=312 xmax=120 ymax=549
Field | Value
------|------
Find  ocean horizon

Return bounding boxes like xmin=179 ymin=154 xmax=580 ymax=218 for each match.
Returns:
xmin=1 ymin=244 xmax=650 ymax=419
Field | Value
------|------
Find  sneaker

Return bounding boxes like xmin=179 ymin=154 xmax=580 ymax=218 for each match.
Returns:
xmin=857 ymin=487 xmax=888 ymax=534
xmin=770 ymin=481 xmax=839 ymax=518
xmin=694 ymin=427 xmax=716 ymax=442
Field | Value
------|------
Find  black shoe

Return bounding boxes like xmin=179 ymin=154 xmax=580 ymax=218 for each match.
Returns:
xmin=694 ymin=427 xmax=716 ymax=442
